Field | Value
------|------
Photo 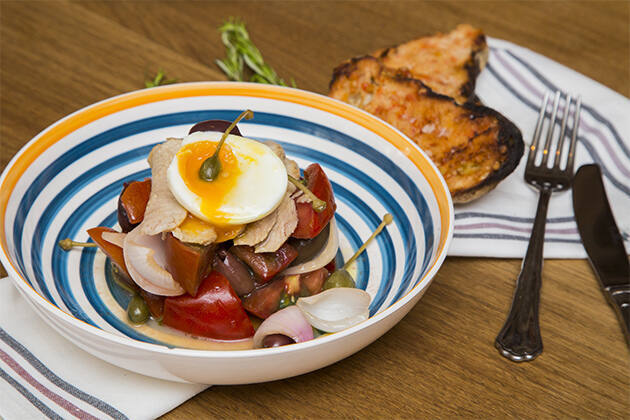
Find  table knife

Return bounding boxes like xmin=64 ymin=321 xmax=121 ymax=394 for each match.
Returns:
xmin=572 ymin=164 xmax=629 ymax=346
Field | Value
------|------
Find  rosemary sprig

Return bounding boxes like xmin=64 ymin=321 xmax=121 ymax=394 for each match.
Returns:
xmin=145 ymin=69 xmax=177 ymax=88
xmin=216 ymin=18 xmax=295 ymax=87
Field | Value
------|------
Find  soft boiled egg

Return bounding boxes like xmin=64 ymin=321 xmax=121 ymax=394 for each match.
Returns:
xmin=166 ymin=131 xmax=287 ymax=226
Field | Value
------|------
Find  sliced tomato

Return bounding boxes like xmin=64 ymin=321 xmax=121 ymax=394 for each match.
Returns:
xmin=139 ymin=289 xmax=165 ymax=320
xmin=87 ymin=227 xmax=129 ymax=277
xmin=118 ymin=179 xmax=151 ymax=232
xmin=299 ymin=268 xmax=329 ymax=297
xmin=292 ymin=164 xmax=336 ymax=239
xmin=242 ymin=268 xmax=331 ymax=319
xmin=241 ymin=277 xmax=286 ymax=319
xmin=230 ymin=243 xmax=298 ymax=283
xmin=162 ymin=271 xmax=254 ymax=340
xmin=163 ymin=233 xmax=215 ymax=296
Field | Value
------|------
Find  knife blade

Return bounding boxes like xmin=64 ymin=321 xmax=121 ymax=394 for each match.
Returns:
xmin=573 ymin=164 xmax=629 ymax=346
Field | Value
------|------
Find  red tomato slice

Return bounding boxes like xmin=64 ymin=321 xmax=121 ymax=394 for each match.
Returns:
xmin=139 ymin=289 xmax=165 ymax=320
xmin=230 ymin=243 xmax=298 ymax=283
xmin=299 ymin=267 xmax=329 ymax=297
xmin=118 ymin=179 xmax=151 ymax=232
xmin=87 ymin=227 xmax=129 ymax=277
xmin=241 ymin=277 xmax=286 ymax=319
xmin=163 ymin=233 xmax=215 ymax=297
xmin=292 ymin=164 xmax=336 ymax=239
xmin=162 ymin=271 xmax=255 ymax=340
xmin=120 ymin=179 xmax=151 ymax=223
xmin=242 ymin=268 xmax=330 ymax=319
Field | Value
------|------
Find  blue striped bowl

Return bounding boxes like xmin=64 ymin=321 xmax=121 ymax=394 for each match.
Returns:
xmin=0 ymin=82 xmax=453 ymax=384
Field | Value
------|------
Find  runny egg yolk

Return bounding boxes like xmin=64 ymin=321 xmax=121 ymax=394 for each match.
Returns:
xmin=168 ymin=132 xmax=288 ymax=226
xmin=176 ymin=141 xmax=242 ymax=224
xmin=177 ymin=213 xmax=244 ymax=243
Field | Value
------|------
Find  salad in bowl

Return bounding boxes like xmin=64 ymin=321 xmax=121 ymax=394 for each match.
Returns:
xmin=61 ymin=110 xmax=389 ymax=349
xmin=0 ymin=82 xmax=452 ymax=383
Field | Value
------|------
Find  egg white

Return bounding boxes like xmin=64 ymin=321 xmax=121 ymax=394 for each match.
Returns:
xmin=166 ymin=131 xmax=288 ymax=225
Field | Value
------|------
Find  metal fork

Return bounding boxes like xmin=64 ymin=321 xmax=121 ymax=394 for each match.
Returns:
xmin=495 ymin=91 xmax=582 ymax=362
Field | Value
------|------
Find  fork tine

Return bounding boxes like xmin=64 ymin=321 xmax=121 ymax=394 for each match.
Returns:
xmin=566 ymin=95 xmax=582 ymax=174
xmin=541 ymin=91 xmax=561 ymax=167
xmin=528 ymin=92 xmax=550 ymax=167
xmin=553 ymin=94 xmax=572 ymax=169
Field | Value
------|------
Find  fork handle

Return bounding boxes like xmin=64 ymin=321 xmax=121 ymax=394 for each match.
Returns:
xmin=495 ymin=187 xmax=552 ymax=362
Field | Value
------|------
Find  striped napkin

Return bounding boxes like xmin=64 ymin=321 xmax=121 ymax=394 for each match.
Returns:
xmin=449 ymin=38 xmax=630 ymax=258
xmin=0 ymin=277 xmax=207 ymax=420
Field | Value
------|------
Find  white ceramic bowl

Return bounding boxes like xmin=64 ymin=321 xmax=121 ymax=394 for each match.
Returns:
xmin=0 ymin=82 xmax=453 ymax=384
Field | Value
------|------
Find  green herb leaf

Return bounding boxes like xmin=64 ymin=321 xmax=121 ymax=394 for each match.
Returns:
xmin=145 ymin=69 xmax=177 ymax=88
xmin=217 ymin=18 xmax=294 ymax=87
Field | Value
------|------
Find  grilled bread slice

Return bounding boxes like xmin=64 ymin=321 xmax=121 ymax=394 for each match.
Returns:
xmin=329 ymin=57 xmax=523 ymax=203
xmin=373 ymin=24 xmax=488 ymax=104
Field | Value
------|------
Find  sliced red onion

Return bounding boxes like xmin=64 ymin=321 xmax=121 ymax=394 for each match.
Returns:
xmin=123 ymin=228 xmax=185 ymax=296
xmin=253 ymin=306 xmax=314 ymax=348
xmin=282 ymin=217 xmax=338 ymax=275
xmin=101 ymin=231 xmax=126 ymax=248
xmin=296 ymin=288 xmax=371 ymax=333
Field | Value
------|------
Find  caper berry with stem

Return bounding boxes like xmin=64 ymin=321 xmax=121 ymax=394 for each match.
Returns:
xmin=323 ymin=269 xmax=355 ymax=290
xmin=324 ymin=213 xmax=393 ymax=289
xmin=127 ymin=294 xmax=150 ymax=324
xmin=198 ymin=109 xmax=254 ymax=182
xmin=287 ymin=175 xmax=327 ymax=213
xmin=58 ymin=238 xmax=97 ymax=251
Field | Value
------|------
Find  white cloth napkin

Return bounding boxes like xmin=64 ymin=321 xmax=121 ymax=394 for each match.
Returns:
xmin=0 ymin=277 xmax=207 ymax=420
xmin=449 ymin=38 xmax=630 ymax=258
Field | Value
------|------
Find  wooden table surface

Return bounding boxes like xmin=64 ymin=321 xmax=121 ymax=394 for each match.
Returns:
xmin=1 ymin=1 xmax=628 ymax=418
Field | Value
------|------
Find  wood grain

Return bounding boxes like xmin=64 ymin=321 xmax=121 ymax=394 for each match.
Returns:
xmin=1 ymin=1 xmax=628 ymax=418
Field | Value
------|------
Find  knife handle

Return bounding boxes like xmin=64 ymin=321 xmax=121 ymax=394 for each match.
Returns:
xmin=606 ymin=286 xmax=630 ymax=346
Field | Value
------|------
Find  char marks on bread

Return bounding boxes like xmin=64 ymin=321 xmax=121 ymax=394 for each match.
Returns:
xmin=373 ymin=24 xmax=488 ymax=104
xmin=329 ymin=56 xmax=523 ymax=203
xmin=329 ymin=25 xmax=523 ymax=203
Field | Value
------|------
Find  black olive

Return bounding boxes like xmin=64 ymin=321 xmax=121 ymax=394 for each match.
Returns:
xmin=262 ymin=334 xmax=295 ymax=348
xmin=188 ymin=119 xmax=242 ymax=136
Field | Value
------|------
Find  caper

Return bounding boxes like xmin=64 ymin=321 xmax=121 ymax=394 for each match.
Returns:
xmin=58 ymin=238 xmax=97 ymax=251
xmin=199 ymin=155 xmax=221 ymax=181
xmin=127 ymin=295 xmax=150 ymax=324
xmin=325 ymin=213 xmax=393 ymax=289
xmin=287 ymin=175 xmax=327 ymax=213
xmin=323 ymin=269 xmax=356 ymax=290
xmin=199 ymin=109 xmax=253 ymax=182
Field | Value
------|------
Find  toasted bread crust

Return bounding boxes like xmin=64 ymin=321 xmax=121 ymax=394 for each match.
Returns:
xmin=373 ymin=24 xmax=488 ymax=103
xmin=329 ymin=57 xmax=523 ymax=203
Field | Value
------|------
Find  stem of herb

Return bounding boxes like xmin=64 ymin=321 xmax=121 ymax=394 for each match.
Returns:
xmin=216 ymin=18 xmax=294 ymax=87
xmin=145 ymin=69 xmax=177 ymax=88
